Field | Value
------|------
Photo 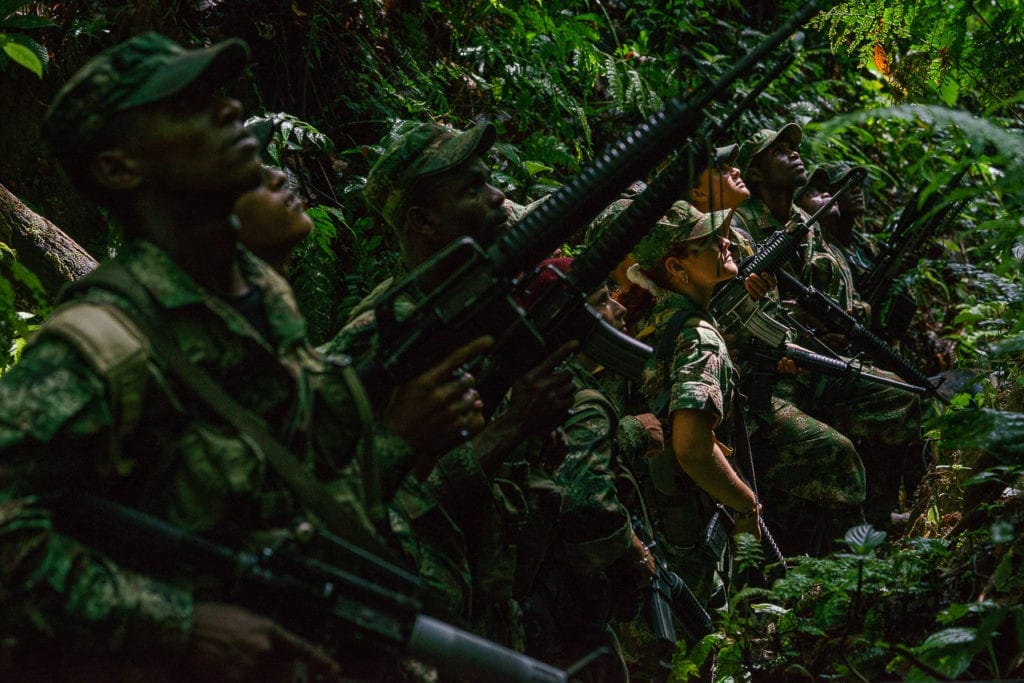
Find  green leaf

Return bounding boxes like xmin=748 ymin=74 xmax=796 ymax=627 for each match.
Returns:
xmin=991 ymin=334 xmax=1024 ymax=356
xmin=523 ymin=160 xmax=553 ymax=177
xmin=841 ymin=524 xmax=887 ymax=555
xmin=929 ymin=408 xmax=1024 ymax=462
xmin=0 ymin=15 xmax=55 ymax=29
xmin=2 ymin=38 xmax=41 ymax=77
xmin=938 ymin=78 xmax=959 ymax=107
xmin=991 ymin=520 xmax=1015 ymax=544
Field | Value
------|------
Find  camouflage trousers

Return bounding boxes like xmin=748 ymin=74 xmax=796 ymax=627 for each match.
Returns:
xmin=780 ymin=369 xmax=928 ymax=526
xmin=748 ymin=395 xmax=867 ymax=555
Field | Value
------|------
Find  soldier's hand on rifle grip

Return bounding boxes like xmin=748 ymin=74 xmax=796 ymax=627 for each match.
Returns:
xmin=743 ymin=272 xmax=776 ymax=301
xmin=776 ymin=356 xmax=800 ymax=376
xmin=503 ymin=340 xmax=579 ymax=438
xmin=383 ymin=336 xmax=494 ymax=471
xmin=186 ymin=602 xmax=343 ymax=682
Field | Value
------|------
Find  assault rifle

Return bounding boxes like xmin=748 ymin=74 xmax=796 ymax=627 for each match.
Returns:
xmin=860 ymin=166 xmax=971 ymax=318
xmin=365 ymin=1 xmax=830 ymax=408
xmin=49 ymin=494 xmax=570 ymax=683
xmin=710 ymin=167 xmax=868 ymax=345
xmin=773 ymin=268 xmax=946 ymax=401
xmin=744 ymin=338 xmax=927 ymax=395
xmin=630 ymin=514 xmax=714 ymax=647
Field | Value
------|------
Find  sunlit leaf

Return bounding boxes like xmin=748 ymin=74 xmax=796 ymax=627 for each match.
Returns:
xmin=2 ymin=38 xmax=41 ymax=77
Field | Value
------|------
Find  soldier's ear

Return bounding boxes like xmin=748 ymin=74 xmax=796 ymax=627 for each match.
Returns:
xmin=90 ymin=149 xmax=144 ymax=191
xmin=664 ymin=256 xmax=687 ymax=281
xmin=405 ymin=204 xmax=440 ymax=238
xmin=689 ymin=184 xmax=708 ymax=204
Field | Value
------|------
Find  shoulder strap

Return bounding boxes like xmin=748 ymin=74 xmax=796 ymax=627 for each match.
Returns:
xmin=650 ymin=308 xmax=703 ymax=418
xmin=66 ymin=261 xmax=390 ymax=557
xmin=28 ymin=301 xmax=150 ymax=438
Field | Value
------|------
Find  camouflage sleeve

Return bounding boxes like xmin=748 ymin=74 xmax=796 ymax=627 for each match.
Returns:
xmin=802 ymin=250 xmax=851 ymax=311
xmin=554 ymin=392 xmax=632 ymax=575
xmin=616 ymin=414 xmax=649 ymax=467
xmin=0 ymin=340 xmax=194 ymax=658
xmin=668 ymin=325 xmax=727 ymax=425
xmin=424 ymin=442 xmax=492 ymax=522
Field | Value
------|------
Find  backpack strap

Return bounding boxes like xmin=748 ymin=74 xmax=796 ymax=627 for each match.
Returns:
xmin=649 ymin=308 xmax=703 ymax=419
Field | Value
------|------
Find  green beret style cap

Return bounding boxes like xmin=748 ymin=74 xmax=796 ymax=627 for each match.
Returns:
xmin=364 ymin=121 xmax=497 ymax=230
xmin=735 ymin=122 xmax=802 ymax=172
xmin=43 ymin=32 xmax=250 ymax=163
xmin=633 ymin=201 xmax=734 ymax=270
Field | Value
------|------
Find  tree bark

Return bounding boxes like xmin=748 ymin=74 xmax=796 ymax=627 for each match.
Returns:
xmin=0 ymin=183 xmax=97 ymax=294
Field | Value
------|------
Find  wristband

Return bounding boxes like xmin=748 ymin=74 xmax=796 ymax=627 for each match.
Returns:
xmin=733 ymin=502 xmax=762 ymax=520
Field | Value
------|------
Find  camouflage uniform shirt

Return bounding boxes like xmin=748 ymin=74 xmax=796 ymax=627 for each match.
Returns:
xmin=0 ymin=239 xmax=411 ymax=660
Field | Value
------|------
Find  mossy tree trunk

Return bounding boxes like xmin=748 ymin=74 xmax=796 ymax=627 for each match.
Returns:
xmin=0 ymin=183 xmax=97 ymax=295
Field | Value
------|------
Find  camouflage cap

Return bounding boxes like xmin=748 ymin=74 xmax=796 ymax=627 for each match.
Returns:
xmin=364 ymin=121 xmax=497 ymax=229
xmin=633 ymin=201 xmax=734 ymax=270
xmin=43 ymin=32 xmax=250 ymax=162
xmin=735 ymin=123 xmax=802 ymax=172
xmin=820 ymin=161 xmax=868 ymax=193
xmin=583 ymin=180 xmax=647 ymax=245
xmin=795 ymin=166 xmax=832 ymax=200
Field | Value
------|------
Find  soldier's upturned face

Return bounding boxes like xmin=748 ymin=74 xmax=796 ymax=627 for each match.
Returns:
xmin=752 ymin=140 xmax=807 ymax=191
xmin=236 ymin=166 xmax=312 ymax=255
xmin=796 ymin=185 xmax=840 ymax=228
xmin=123 ymin=79 xmax=262 ymax=201
xmin=699 ymin=164 xmax=750 ymax=212
xmin=586 ymin=285 xmax=627 ymax=331
xmin=683 ymin=232 xmax=737 ymax=286
xmin=425 ymin=157 xmax=509 ymax=248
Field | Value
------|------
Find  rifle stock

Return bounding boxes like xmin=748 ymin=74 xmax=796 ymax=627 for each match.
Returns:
xmin=49 ymin=494 xmax=569 ymax=683
xmin=368 ymin=1 xmax=830 ymax=404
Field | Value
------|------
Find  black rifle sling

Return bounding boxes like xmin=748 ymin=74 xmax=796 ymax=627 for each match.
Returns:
xmin=64 ymin=261 xmax=391 ymax=558
xmin=650 ymin=307 xmax=700 ymax=418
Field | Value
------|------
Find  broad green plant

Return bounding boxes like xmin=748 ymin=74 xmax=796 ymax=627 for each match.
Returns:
xmin=0 ymin=1 xmax=53 ymax=78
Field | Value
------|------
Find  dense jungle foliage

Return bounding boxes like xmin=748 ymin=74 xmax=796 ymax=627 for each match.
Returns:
xmin=1 ymin=0 xmax=1023 ymax=680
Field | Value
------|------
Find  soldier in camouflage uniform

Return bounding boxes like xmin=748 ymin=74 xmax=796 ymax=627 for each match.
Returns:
xmin=0 ymin=33 xmax=491 ymax=680
xmin=513 ymin=258 xmax=661 ymax=681
xmin=627 ymin=203 xmax=760 ymax=608
xmin=793 ymin=165 xmax=931 ymax=524
xmin=795 ymin=167 xmax=873 ymax=329
xmin=735 ymin=125 xmax=926 ymax=528
xmin=319 ymin=121 xmax=577 ymax=649
xmin=816 ymin=161 xmax=879 ymax=286
xmin=678 ymin=141 xmax=867 ymax=556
